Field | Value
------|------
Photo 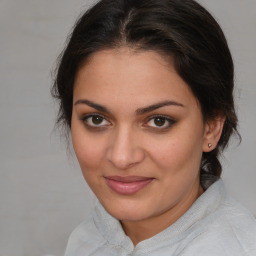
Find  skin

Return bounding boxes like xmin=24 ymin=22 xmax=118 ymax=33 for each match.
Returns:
xmin=71 ymin=48 xmax=225 ymax=246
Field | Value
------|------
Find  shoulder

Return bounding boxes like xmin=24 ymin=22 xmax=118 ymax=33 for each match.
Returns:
xmin=64 ymin=215 xmax=107 ymax=256
xmin=184 ymin=195 xmax=256 ymax=256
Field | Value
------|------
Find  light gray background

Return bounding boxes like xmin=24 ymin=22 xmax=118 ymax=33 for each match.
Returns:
xmin=0 ymin=0 xmax=255 ymax=255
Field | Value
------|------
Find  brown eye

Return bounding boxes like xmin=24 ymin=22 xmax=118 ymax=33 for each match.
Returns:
xmin=145 ymin=115 xmax=175 ymax=129
xmin=91 ymin=115 xmax=104 ymax=125
xmin=154 ymin=117 xmax=166 ymax=127
xmin=82 ymin=114 xmax=111 ymax=127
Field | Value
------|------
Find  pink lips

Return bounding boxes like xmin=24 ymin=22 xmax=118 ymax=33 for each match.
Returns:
xmin=105 ymin=176 xmax=154 ymax=195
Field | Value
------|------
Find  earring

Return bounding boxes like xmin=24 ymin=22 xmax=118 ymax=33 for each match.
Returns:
xmin=208 ymin=143 xmax=212 ymax=148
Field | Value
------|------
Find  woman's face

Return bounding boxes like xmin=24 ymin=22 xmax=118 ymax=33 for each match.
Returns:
xmin=71 ymin=48 xmax=212 ymax=224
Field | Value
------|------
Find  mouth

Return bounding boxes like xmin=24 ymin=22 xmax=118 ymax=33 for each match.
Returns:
xmin=104 ymin=176 xmax=154 ymax=195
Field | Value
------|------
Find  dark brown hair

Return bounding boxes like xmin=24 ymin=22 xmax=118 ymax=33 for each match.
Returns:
xmin=52 ymin=0 xmax=239 ymax=177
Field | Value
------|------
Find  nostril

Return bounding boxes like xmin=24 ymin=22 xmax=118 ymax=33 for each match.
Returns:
xmin=106 ymin=129 xmax=145 ymax=169
xmin=106 ymin=146 xmax=145 ymax=170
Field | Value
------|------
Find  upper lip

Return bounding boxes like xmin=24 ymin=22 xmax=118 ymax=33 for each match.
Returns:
xmin=104 ymin=176 xmax=154 ymax=183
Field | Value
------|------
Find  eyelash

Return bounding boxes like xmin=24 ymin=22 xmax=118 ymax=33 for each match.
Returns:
xmin=80 ymin=114 xmax=111 ymax=129
xmin=79 ymin=114 xmax=175 ymax=130
xmin=144 ymin=115 xmax=175 ymax=130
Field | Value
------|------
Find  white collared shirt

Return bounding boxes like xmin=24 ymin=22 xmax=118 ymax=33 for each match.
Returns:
xmin=65 ymin=179 xmax=256 ymax=256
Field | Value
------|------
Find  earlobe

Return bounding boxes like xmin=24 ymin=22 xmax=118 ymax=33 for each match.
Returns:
xmin=202 ymin=116 xmax=226 ymax=152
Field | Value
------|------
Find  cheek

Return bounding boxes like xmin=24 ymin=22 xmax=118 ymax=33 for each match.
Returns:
xmin=148 ymin=129 xmax=203 ymax=173
xmin=71 ymin=125 xmax=106 ymax=170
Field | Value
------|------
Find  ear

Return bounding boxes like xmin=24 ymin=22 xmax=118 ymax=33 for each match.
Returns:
xmin=202 ymin=115 xmax=226 ymax=152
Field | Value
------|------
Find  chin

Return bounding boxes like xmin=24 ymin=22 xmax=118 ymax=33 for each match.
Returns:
xmin=101 ymin=199 xmax=152 ymax=222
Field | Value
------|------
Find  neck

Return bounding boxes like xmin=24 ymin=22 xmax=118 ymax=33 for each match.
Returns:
xmin=121 ymin=182 xmax=204 ymax=246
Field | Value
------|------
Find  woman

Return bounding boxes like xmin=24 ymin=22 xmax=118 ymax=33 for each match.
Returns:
xmin=52 ymin=0 xmax=256 ymax=255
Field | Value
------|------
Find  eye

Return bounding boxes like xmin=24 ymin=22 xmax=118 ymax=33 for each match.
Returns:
xmin=81 ymin=114 xmax=111 ymax=127
xmin=145 ymin=115 xmax=175 ymax=129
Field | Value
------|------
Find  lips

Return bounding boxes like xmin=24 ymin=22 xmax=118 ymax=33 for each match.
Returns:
xmin=104 ymin=176 xmax=154 ymax=195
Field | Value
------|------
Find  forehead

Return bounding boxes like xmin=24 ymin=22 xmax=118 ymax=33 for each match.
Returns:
xmin=73 ymin=48 xmax=198 ymax=109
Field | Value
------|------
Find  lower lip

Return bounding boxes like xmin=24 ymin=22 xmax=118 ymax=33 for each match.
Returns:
xmin=105 ymin=178 xmax=153 ymax=195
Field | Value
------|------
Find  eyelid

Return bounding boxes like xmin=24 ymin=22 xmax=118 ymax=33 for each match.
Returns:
xmin=79 ymin=113 xmax=175 ymax=130
xmin=80 ymin=113 xmax=111 ymax=127
xmin=143 ymin=114 xmax=176 ymax=129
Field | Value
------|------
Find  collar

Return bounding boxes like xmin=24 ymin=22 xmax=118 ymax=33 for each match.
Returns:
xmin=93 ymin=178 xmax=226 ymax=254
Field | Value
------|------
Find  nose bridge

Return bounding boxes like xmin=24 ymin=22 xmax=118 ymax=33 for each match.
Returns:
xmin=107 ymin=124 xmax=144 ymax=169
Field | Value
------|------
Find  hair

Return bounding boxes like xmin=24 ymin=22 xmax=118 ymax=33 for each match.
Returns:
xmin=52 ymin=0 xmax=239 ymax=177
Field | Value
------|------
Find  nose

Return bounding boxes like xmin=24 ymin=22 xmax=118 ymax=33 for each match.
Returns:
xmin=106 ymin=126 xmax=145 ymax=170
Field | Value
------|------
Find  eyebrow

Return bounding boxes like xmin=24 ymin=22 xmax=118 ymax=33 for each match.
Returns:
xmin=136 ymin=100 xmax=184 ymax=115
xmin=74 ymin=99 xmax=110 ymax=113
xmin=74 ymin=99 xmax=184 ymax=115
